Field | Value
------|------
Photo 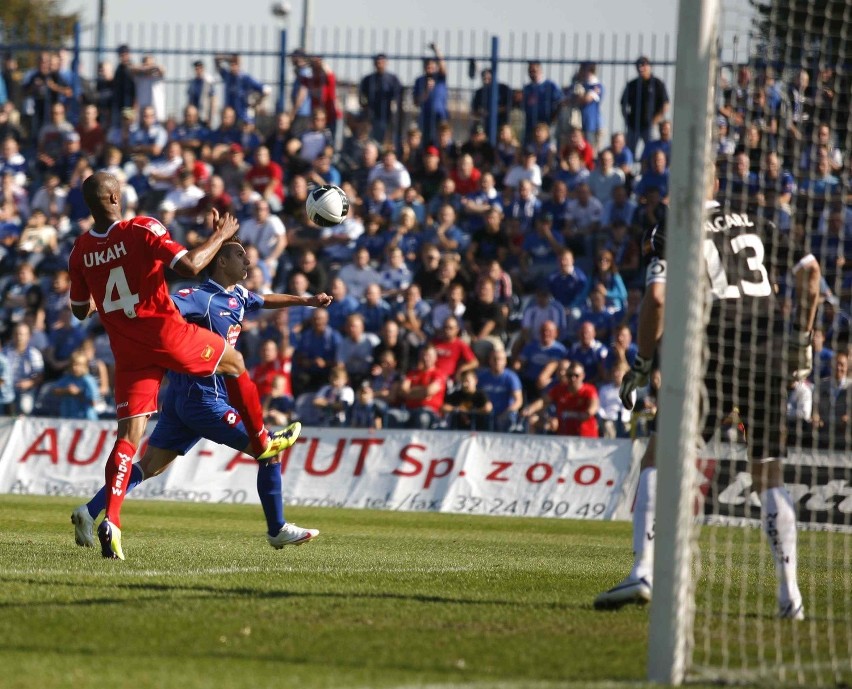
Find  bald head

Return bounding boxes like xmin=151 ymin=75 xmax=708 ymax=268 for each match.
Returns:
xmin=82 ymin=172 xmax=121 ymax=215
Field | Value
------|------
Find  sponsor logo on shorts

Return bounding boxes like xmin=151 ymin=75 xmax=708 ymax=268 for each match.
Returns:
xmin=222 ymin=411 xmax=241 ymax=427
xmin=201 ymin=344 xmax=215 ymax=361
xmin=116 ymin=401 xmax=129 ymax=408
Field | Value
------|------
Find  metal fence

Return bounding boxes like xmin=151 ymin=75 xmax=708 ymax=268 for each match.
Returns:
xmin=3 ymin=21 xmax=677 ymax=144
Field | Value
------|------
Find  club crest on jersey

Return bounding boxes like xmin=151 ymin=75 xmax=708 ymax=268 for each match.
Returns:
xmin=139 ymin=217 xmax=167 ymax=236
xmin=178 ymin=288 xmax=193 ymax=296
xmin=201 ymin=344 xmax=215 ymax=361
xmin=228 ymin=297 xmax=238 ymax=308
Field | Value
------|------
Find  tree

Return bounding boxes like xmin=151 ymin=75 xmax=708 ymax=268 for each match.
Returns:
xmin=0 ymin=0 xmax=79 ymax=68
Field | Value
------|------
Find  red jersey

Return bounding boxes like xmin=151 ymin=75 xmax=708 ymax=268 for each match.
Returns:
xmin=548 ymin=381 xmax=599 ymax=437
xmin=404 ymin=367 xmax=447 ymax=413
xmin=251 ymin=356 xmax=292 ymax=398
xmin=68 ymin=216 xmax=190 ymax=363
xmin=245 ymin=162 xmax=284 ymax=201
xmin=431 ymin=337 xmax=476 ymax=380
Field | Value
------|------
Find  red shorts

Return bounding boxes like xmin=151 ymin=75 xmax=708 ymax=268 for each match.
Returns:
xmin=113 ymin=324 xmax=226 ymax=419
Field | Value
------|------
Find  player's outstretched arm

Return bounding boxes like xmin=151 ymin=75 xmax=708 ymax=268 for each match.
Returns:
xmin=262 ymin=292 xmax=333 ymax=310
xmin=173 ymin=209 xmax=240 ymax=278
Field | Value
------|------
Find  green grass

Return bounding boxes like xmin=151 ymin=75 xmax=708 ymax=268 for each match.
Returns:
xmin=0 ymin=496 xmax=849 ymax=689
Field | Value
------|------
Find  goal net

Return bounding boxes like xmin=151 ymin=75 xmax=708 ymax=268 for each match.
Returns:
xmin=651 ymin=0 xmax=852 ymax=686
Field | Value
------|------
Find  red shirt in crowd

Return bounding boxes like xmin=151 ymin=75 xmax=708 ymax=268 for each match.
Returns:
xmin=301 ymin=70 xmax=341 ymax=122
xmin=450 ymin=167 xmax=482 ymax=195
xmin=77 ymin=123 xmax=105 ymax=158
xmin=199 ymin=190 xmax=233 ymax=217
xmin=404 ymin=367 xmax=447 ymax=413
xmin=246 ymin=161 xmax=285 ymax=202
xmin=548 ymin=381 xmax=599 ymax=437
xmin=561 ymin=138 xmax=595 ymax=170
xmin=251 ymin=355 xmax=292 ymax=398
xmin=183 ymin=160 xmax=210 ymax=185
xmin=431 ymin=336 xmax=477 ymax=381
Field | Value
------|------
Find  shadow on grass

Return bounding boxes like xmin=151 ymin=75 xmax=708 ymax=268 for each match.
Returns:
xmin=0 ymin=573 xmax=589 ymax=613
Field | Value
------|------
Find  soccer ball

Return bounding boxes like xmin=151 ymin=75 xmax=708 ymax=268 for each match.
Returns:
xmin=306 ymin=185 xmax=349 ymax=227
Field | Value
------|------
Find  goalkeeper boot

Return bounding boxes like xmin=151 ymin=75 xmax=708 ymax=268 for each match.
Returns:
xmin=594 ymin=576 xmax=652 ymax=610
xmin=97 ymin=518 xmax=125 ymax=561
xmin=257 ymin=422 xmax=302 ymax=462
xmin=267 ymin=523 xmax=319 ymax=549
xmin=71 ymin=505 xmax=95 ymax=547
xmin=778 ymin=601 xmax=805 ymax=621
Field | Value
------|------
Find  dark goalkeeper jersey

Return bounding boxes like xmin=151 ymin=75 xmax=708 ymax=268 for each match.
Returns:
xmin=642 ymin=200 xmax=815 ymax=342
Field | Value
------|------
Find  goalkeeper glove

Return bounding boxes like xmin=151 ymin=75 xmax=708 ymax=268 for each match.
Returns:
xmin=619 ymin=354 xmax=653 ymax=411
xmin=790 ymin=329 xmax=813 ymax=381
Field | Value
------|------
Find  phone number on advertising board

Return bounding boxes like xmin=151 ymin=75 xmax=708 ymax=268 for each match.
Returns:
xmin=449 ymin=495 xmax=608 ymax=518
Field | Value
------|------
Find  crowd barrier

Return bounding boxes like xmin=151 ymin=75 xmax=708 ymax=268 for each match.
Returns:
xmin=0 ymin=417 xmax=643 ymax=520
xmin=0 ymin=418 xmax=848 ymax=531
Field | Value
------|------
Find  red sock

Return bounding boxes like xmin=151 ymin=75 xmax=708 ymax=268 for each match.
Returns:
xmin=104 ymin=439 xmax=138 ymax=528
xmin=225 ymin=371 xmax=268 ymax=456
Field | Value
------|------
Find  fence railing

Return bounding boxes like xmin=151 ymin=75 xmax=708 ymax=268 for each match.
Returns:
xmin=3 ymin=21 xmax=677 ymax=146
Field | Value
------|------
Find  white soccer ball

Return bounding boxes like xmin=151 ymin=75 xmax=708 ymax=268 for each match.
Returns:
xmin=306 ymin=184 xmax=349 ymax=227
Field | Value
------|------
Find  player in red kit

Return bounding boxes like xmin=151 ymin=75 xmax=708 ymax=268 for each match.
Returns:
xmin=68 ymin=172 xmax=298 ymax=560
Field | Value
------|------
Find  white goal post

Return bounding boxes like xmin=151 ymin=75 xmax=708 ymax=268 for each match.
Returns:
xmin=647 ymin=0 xmax=720 ymax=684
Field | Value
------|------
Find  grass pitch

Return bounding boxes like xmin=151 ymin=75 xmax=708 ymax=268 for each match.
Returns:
xmin=0 ymin=496 xmax=847 ymax=689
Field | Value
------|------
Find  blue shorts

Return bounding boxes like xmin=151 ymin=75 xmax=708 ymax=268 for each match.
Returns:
xmin=149 ymin=385 xmax=249 ymax=455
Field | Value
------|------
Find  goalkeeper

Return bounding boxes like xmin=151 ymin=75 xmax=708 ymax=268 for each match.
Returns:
xmin=594 ymin=181 xmax=820 ymax=620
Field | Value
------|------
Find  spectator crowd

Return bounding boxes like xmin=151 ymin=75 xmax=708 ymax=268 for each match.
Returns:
xmin=0 ymin=45 xmax=849 ymax=446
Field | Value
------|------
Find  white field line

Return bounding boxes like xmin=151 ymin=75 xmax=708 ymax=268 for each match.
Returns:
xmin=363 ymin=682 xmax=652 ymax=689
xmin=0 ymin=565 xmax=478 ymax=578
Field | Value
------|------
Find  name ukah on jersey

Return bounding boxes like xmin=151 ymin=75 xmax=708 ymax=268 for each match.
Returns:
xmin=83 ymin=241 xmax=128 ymax=267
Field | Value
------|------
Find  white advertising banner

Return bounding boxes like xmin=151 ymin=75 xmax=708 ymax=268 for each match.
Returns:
xmin=0 ymin=418 xmax=644 ymax=521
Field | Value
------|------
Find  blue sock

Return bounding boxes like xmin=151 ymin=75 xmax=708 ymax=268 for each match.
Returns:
xmin=86 ymin=463 xmax=145 ymax=519
xmin=257 ymin=461 xmax=285 ymax=537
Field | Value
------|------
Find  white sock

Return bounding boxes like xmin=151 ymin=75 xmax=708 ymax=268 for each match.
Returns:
xmin=760 ymin=486 xmax=801 ymax=608
xmin=629 ymin=467 xmax=656 ymax=585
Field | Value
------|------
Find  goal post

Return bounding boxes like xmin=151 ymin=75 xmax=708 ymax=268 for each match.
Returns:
xmin=647 ymin=0 xmax=720 ymax=684
xmin=650 ymin=0 xmax=852 ymax=685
